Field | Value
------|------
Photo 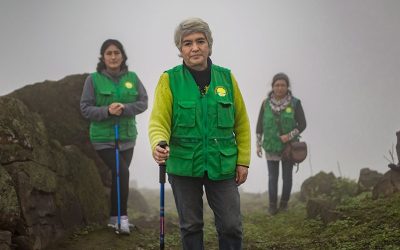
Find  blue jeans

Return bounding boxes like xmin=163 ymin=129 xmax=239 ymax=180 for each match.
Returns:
xmin=168 ymin=174 xmax=242 ymax=250
xmin=267 ymin=160 xmax=293 ymax=205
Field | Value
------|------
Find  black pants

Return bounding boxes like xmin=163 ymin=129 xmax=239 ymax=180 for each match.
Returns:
xmin=97 ymin=148 xmax=133 ymax=216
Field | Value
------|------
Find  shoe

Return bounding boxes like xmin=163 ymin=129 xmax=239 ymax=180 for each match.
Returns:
xmin=279 ymin=201 xmax=288 ymax=212
xmin=119 ymin=216 xmax=130 ymax=235
xmin=108 ymin=216 xmax=134 ymax=233
xmin=268 ymin=203 xmax=278 ymax=215
xmin=107 ymin=216 xmax=117 ymax=229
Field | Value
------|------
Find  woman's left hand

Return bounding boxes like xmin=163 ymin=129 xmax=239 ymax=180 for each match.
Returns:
xmin=108 ymin=102 xmax=125 ymax=116
xmin=280 ymin=134 xmax=290 ymax=143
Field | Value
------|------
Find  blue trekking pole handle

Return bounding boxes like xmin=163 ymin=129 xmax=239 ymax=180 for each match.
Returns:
xmin=158 ymin=141 xmax=167 ymax=250
xmin=114 ymin=123 xmax=122 ymax=233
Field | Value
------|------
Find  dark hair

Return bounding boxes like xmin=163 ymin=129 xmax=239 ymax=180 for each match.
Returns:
xmin=96 ymin=39 xmax=128 ymax=72
xmin=271 ymin=72 xmax=290 ymax=88
xmin=268 ymin=72 xmax=291 ymax=96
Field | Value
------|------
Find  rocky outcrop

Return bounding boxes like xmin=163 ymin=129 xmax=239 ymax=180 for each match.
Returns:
xmin=301 ymin=171 xmax=359 ymax=224
xmin=357 ymin=168 xmax=383 ymax=193
xmin=0 ymin=230 xmax=12 ymax=250
xmin=0 ymin=75 xmax=149 ymax=249
xmin=7 ymin=74 xmax=110 ymax=186
xmin=299 ymin=171 xmax=337 ymax=202
xmin=0 ymin=96 xmax=108 ymax=249
xmin=372 ymin=170 xmax=400 ymax=199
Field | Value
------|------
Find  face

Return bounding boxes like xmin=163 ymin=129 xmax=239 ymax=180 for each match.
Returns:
xmin=272 ymin=79 xmax=289 ymax=99
xmin=180 ymin=32 xmax=210 ymax=71
xmin=103 ymin=44 xmax=123 ymax=72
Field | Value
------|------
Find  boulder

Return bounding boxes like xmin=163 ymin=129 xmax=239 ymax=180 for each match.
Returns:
xmin=0 ymin=95 xmax=107 ymax=249
xmin=300 ymin=171 xmax=336 ymax=202
xmin=128 ymin=189 xmax=151 ymax=213
xmin=372 ymin=170 xmax=400 ymax=199
xmin=0 ymin=167 xmax=19 ymax=231
xmin=0 ymin=231 xmax=12 ymax=250
xmin=7 ymin=74 xmax=110 ymax=186
xmin=0 ymin=75 xmax=150 ymax=249
xmin=357 ymin=168 xmax=383 ymax=193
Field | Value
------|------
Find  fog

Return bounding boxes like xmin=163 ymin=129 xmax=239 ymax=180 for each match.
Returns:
xmin=1 ymin=0 xmax=399 ymax=193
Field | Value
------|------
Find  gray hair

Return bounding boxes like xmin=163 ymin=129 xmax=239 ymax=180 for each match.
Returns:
xmin=174 ymin=18 xmax=213 ymax=56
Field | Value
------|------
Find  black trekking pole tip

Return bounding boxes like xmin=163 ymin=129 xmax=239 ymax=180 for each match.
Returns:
xmin=158 ymin=141 xmax=167 ymax=148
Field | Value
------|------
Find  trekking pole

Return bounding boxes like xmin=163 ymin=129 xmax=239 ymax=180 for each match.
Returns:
xmin=114 ymin=123 xmax=122 ymax=234
xmin=158 ymin=141 xmax=167 ymax=250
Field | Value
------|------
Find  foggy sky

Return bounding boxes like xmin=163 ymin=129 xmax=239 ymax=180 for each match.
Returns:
xmin=1 ymin=0 xmax=399 ymax=193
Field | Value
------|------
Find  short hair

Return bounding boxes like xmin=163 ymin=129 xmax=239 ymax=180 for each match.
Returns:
xmin=174 ymin=18 xmax=213 ymax=56
xmin=96 ymin=39 xmax=128 ymax=72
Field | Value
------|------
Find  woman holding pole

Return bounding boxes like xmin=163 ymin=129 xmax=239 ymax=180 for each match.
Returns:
xmin=80 ymin=39 xmax=148 ymax=234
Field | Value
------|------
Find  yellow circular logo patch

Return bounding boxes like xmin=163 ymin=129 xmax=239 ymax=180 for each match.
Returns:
xmin=285 ymin=107 xmax=292 ymax=113
xmin=215 ymin=87 xmax=227 ymax=97
xmin=125 ymin=82 xmax=133 ymax=89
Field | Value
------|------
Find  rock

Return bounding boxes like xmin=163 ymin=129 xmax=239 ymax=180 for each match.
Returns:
xmin=300 ymin=171 xmax=336 ymax=202
xmin=357 ymin=168 xmax=383 ymax=193
xmin=7 ymin=75 xmax=110 ymax=186
xmin=0 ymin=95 xmax=107 ymax=249
xmin=129 ymin=189 xmax=151 ymax=213
xmin=372 ymin=170 xmax=400 ymax=199
xmin=0 ymin=231 xmax=12 ymax=250
xmin=0 ymin=167 xmax=19 ymax=231
xmin=12 ymin=235 xmax=33 ymax=250
xmin=0 ymin=75 xmax=150 ymax=249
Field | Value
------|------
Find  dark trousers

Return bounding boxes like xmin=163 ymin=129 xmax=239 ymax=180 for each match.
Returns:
xmin=168 ymin=174 xmax=242 ymax=250
xmin=267 ymin=160 xmax=293 ymax=204
xmin=97 ymin=148 xmax=133 ymax=216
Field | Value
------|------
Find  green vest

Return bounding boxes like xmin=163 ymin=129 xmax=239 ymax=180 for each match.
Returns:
xmin=166 ymin=65 xmax=238 ymax=180
xmin=89 ymin=72 xmax=138 ymax=142
xmin=262 ymin=97 xmax=298 ymax=153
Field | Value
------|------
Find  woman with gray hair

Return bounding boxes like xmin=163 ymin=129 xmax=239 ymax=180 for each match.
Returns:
xmin=149 ymin=18 xmax=251 ymax=249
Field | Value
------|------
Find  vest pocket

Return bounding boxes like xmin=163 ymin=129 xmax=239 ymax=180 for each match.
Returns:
xmin=217 ymin=101 xmax=234 ymax=128
xmin=177 ymin=101 xmax=196 ymax=127
xmin=97 ymin=90 xmax=113 ymax=105
xmin=219 ymin=146 xmax=238 ymax=174
xmin=90 ymin=121 xmax=113 ymax=141
xmin=121 ymin=90 xmax=138 ymax=103
xmin=127 ymin=119 xmax=137 ymax=137
xmin=167 ymin=148 xmax=194 ymax=176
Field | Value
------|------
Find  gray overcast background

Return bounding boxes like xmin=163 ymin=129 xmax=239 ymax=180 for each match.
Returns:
xmin=1 ymin=0 xmax=399 ymax=193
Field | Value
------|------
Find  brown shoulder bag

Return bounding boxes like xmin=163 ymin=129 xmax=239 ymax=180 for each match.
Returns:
xmin=282 ymin=141 xmax=307 ymax=164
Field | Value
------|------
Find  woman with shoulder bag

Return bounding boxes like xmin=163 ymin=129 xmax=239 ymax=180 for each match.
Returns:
xmin=256 ymin=73 xmax=306 ymax=215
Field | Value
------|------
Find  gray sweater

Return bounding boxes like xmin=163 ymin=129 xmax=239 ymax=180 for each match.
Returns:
xmin=80 ymin=69 xmax=148 ymax=151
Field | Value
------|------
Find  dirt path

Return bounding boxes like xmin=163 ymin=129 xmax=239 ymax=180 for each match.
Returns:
xmin=48 ymin=216 xmax=182 ymax=250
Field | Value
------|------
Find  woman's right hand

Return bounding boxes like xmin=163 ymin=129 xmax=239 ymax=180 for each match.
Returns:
xmin=153 ymin=144 xmax=170 ymax=165
xmin=108 ymin=102 xmax=125 ymax=116
xmin=256 ymin=146 xmax=263 ymax=158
